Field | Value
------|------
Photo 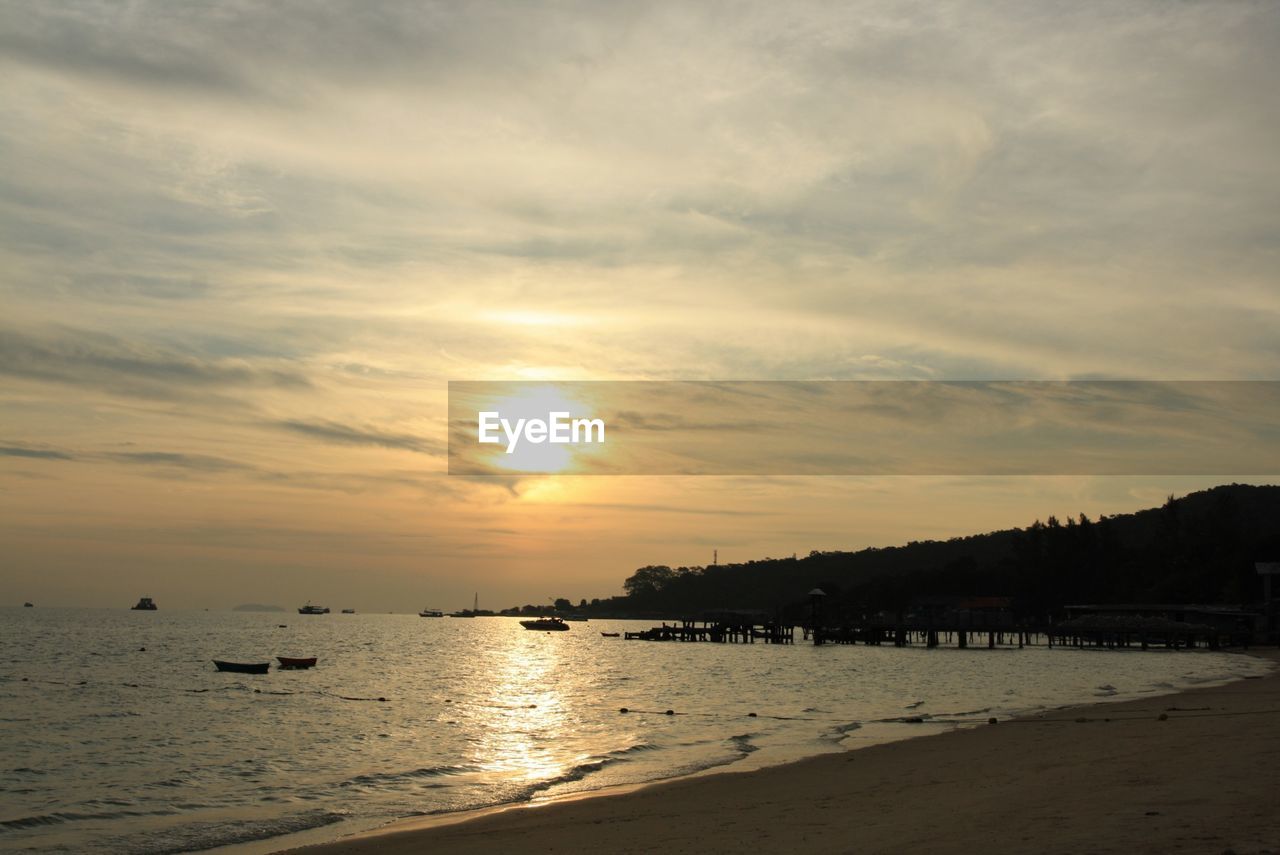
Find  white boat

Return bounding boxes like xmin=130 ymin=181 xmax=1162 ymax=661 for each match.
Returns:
xmin=419 ymin=608 xmax=443 ymax=617
xmin=298 ymin=602 xmax=329 ymax=615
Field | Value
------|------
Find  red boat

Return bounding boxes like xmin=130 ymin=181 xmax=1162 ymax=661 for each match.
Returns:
xmin=277 ymin=656 xmax=317 ymax=669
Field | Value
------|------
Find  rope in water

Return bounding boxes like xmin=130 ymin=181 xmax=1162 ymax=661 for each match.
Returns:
xmin=7 ymin=673 xmax=1275 ymax=722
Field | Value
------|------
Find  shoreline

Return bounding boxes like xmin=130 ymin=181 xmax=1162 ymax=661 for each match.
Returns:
xmin=278 ymin=649 xmax=1280 ymax=855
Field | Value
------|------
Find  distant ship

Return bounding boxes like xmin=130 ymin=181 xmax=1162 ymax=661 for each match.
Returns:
xmin=418 ymin=607 xmax=443 ymax=617
xmin=23 ymin=602 xmax=33 ymax=608
xmin=341 ymin=608 xmax=356 ymax=614
xmin=298 ymin=602 xmax=330 ymax=615
xmin=131 ymin=597 xmax=157 ymax=611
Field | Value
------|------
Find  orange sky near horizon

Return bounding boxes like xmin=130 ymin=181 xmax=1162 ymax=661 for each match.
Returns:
xmin=2 ymin=1 xmax=1278 ymax=610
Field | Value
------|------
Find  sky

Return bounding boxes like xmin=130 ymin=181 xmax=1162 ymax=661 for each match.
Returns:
xmin=1 ymin=1 xmax=1278 ymax=611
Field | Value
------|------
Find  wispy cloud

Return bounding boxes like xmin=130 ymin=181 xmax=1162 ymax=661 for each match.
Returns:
xmin=98 ymin=450 xmax=257 ymax=473
xmin=273 ymin=419 xmax=442 ymax=455
xmin=0 ymin=326 xmax=310 ymax=401
xmin=0 ymin=444 xmax=74 ymax=460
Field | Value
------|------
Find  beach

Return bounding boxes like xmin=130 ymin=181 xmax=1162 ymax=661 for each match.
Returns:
xmin=285 ymin=651 xmax=1280 ymax=855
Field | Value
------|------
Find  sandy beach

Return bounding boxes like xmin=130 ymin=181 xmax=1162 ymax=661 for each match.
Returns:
xmin=283 ymin=651 xmax=1280 ymax=855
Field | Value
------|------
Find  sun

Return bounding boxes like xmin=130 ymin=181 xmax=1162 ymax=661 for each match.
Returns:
xmin=477 ymin=384 xmax=594 ymax=474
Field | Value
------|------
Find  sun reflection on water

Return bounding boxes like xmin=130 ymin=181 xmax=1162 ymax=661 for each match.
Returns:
xmin=471 ymin=635 xmax=579 ymax=783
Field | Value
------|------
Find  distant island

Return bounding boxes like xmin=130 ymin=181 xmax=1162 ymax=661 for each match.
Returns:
xmin=232 ymin=603 xmax=286 ymax=613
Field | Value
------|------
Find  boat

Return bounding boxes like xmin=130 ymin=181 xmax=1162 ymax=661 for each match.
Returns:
xmin=131 ymin=597 xmax=157 ymax=611
xmin=341 ymin=608 xmax=356 ymax=614
xmin=23 ymin=602 xmax=33 ymax=608
xmin=419 ymin=608 xmax=443 ymax=617
xmin=213 ymin=660 xmax=269 ymax=674
xmin=277 ymin=656 xmax=317 ymax=669
xmin=298 ymin=602 xmax=329 ymax=615
xmin=520 ymin=616 xmax=570 ymax=631
xmin=600 ymin=632 xmax=620 ymax=637
xmin=560 ymin=615 xmax=588 ymax=622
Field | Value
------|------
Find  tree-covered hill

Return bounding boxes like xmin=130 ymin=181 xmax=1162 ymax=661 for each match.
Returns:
xmin=592 ymin=484 xmax=1280 ymax=620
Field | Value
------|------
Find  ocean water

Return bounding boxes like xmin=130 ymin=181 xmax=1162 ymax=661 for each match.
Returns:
xmin=0 ymin=608 xmax=1270 ymax=854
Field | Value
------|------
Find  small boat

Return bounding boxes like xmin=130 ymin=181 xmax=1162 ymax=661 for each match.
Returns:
xmin=520 ymin=616 xmax=570 ymax=631
xmin=277 ymin=656 xmax=317 ymax=669
xmin=298 ymin=602 xmax=329 ymax=615
xmin=341 ymin=608 xmax=356 ymax=614
xmin=419 ymin=608 xmax=443 ymax=617
xmin=23 ymin=602 xmax=33 ymax=608
xmin=600 ymin=632 xmax=620 ymax=637
xmin=131 ymin=597 xmax=157 ymax=611
xmin=213 ymin=660 xmax=270 ymax=674
xmin=560 ymin=615 xmax=588 ymax=622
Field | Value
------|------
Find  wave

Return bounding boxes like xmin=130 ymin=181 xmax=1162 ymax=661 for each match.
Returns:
xmin=105 ymin=810 xmax=347 ymax=855
xmin=607 ymin=741 xmax=660 ymax=757
xmin=340 ymin=764 xmax=481 ymax=788
xmin=436 ymin=740 xmax=686 ymax=809
xmin=1 ymin=807 xmax=179 ymax=832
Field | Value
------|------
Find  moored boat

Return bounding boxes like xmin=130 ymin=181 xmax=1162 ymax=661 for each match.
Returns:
xmin=277 ymin=656 xmax=317 ymax=669
xmin=600 ymin=632 xmax=620 ymax=637
xmin=131 ymin=597 xmax=157 ymax=611
xmin=298 ymin=602 xmax=329 ymax=614
xmin=213 ymin=660 xmax=269 ymax=674
xmin=341 ymin=608 xmax=355 ymax=614
xmin=520 ymin=616 xmax=570 ymax=631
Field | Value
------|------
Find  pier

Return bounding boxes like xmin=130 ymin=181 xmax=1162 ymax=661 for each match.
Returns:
xmin=803 ymin=622 xmax=1248 ymax=650
xmin=617 ymin=605 xmax=1258 ymax=650
xmin=624 ymin=616 xmax=796 ymax=644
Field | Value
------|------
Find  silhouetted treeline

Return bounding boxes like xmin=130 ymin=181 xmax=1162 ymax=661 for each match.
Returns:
xmin=582 ymin=484 xmax=1280 ymax=621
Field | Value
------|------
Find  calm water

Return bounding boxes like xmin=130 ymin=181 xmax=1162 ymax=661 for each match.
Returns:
xmin=0 ymin=608 xmax=1270 ymax=854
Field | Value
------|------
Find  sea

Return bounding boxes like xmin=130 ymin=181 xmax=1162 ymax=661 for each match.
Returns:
xmin=0 ymin=608 xmax=1271 ymax=854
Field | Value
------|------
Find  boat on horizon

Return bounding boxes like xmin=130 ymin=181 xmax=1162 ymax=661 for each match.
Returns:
xmin=560 ymin=615 xmax=588 ymax=622
xmin=131 ymin=597 xmax=157 ymax=611
xmin=419 ymin=608 xmax=443 ymax=617
xmin=23 ymin=602 xmax=33 ymax=608
xmin=277 ymin=656 xmax=317 ymax=669
xmin=213 ymin=660 xmax=269 ymax=674
xmin=298 ymin=603 xmax=330 ymax=615
xmin=520 ymin=616 xmax=570 ymax=631
xmin=341 ymin=608 xmax=356 ymax=614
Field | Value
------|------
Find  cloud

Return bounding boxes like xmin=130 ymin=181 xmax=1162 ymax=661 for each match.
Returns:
xmin=0 ymin=444 xmax=74 ymax=460
xmin=0 ymin=326 xmax=311 ymax=401
xmin=97 ymin=451 xmax=256 ymax=473
xmin=273 ymin=419 xmax=442 ymax=455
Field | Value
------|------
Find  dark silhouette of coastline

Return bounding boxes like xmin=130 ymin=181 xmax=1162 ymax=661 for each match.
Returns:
xmin=507 ymin=484 xmax=1280 ymax=624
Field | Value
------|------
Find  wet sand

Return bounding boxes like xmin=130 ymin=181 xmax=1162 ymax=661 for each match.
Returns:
xmin=283 ymin=651 xmax=1280 ymax=855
